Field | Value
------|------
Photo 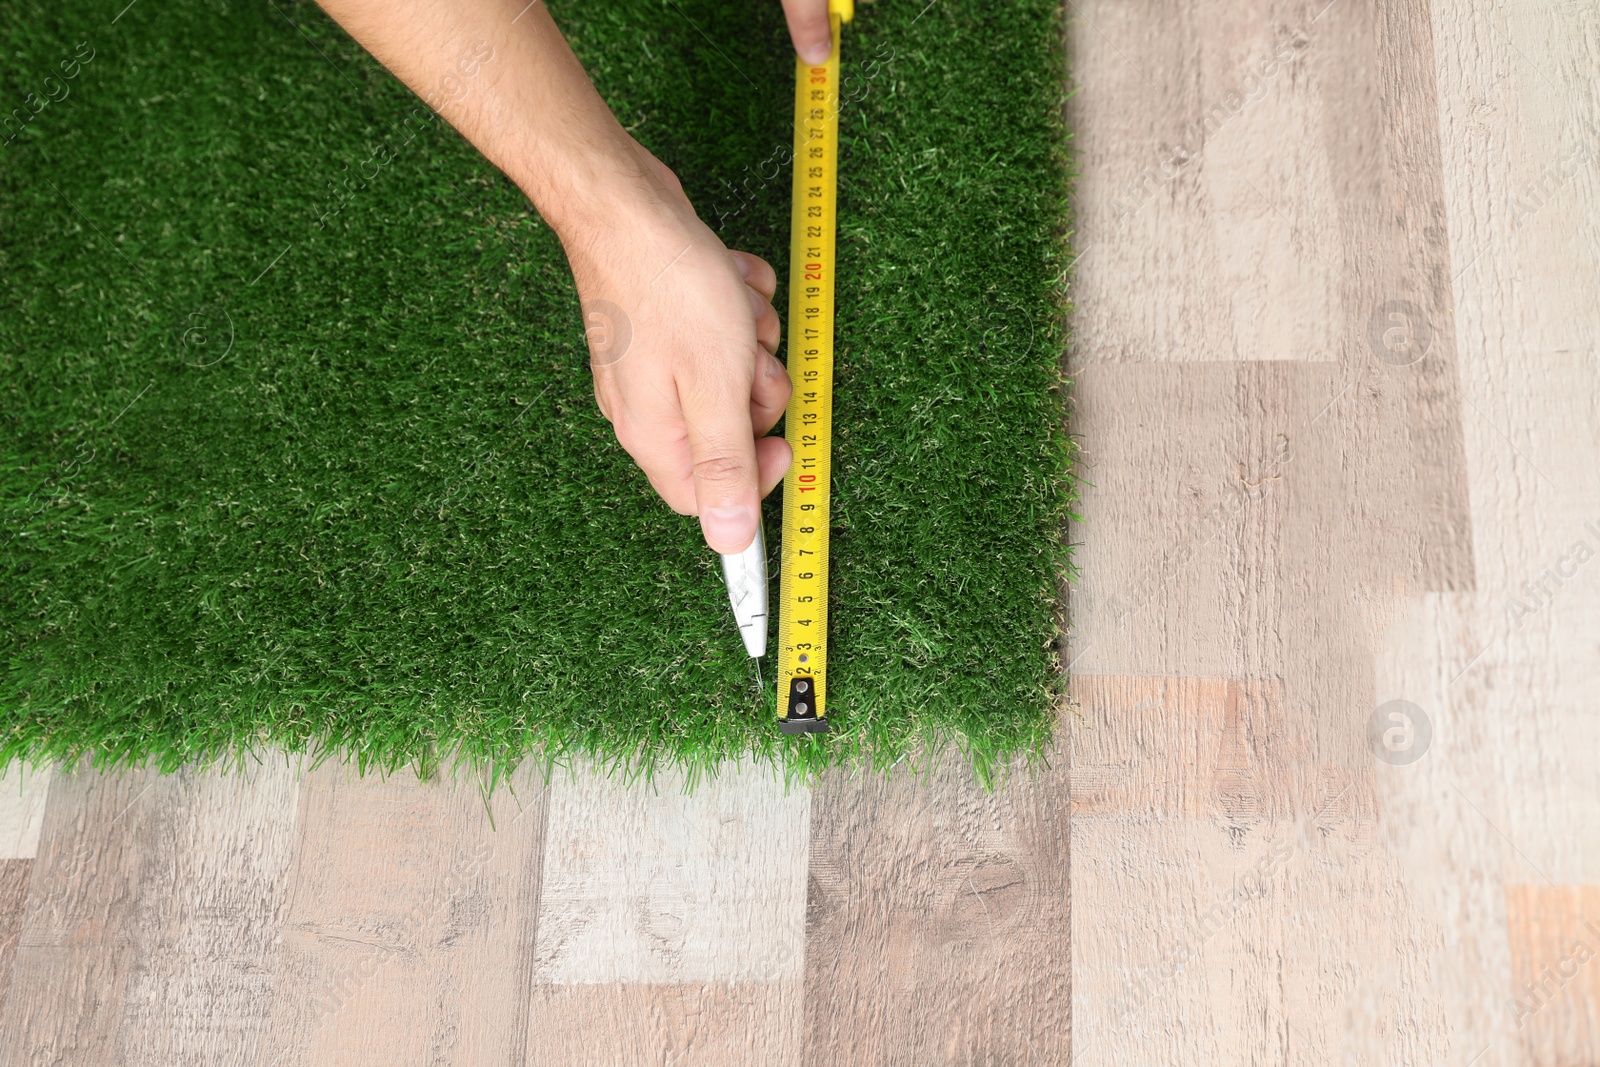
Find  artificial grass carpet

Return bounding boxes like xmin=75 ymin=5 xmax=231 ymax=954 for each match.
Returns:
xmin=1 ymin=0 xmax=1074 ymax=782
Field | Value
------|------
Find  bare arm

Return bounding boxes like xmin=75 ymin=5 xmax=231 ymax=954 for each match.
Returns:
xmin=313 ymin=0 xmax=818 ymax=553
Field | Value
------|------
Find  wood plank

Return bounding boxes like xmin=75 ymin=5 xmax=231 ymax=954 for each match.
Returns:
xmin=0 ymin=766 xmax=159 ymax=1064
xmin=1067 ymin=673 xmax=1433 ymax=1065
xmin=1069 ymin=675 xmax=1303 ymax=822
xmin=1068 ymin=0 xmax=1344 ymax=363
xmin=1365 ymin=1 xmax=1600 ymax=1064
xmin=0 ymin=760 xmax=299 ymax=1067
xmin=113 ymin=763 xmax=300 ymax=1066
xmin=0 ymin=764 xmax=52 ymax=860
xmin=256 ymin=759 xmax=548 ymax=1067
xmin=1064 ymin=0 xmax=1481 ymax=1059
xmin=526 ymin=760 xmax=809 ymax=1066
xmin=0 ymin=860 xmax=32 ymax=1018
xmin=800 ymin=752 xmax=1071 ymax=1064
xmin=1068 ymin=0 xmax=1469 ymax=377
xmin=525 ymin=983 xmax=800 ymax=1065
xmin=1425 ymin=0 xmax=1600 ymax=878
xmin=1504 ymin=884 xmax=1600 ymax=1064
xmin=1367 ymin=592 xmax=1522 ymax=1066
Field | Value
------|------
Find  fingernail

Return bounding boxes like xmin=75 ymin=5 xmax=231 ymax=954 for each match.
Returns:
xmin=732 ymin=254 xmax=753 ymax=280
xmin=703 ymin=505 xmax=757 ymax=552
xmin=800 ymin=41 xmax=831 ymax=65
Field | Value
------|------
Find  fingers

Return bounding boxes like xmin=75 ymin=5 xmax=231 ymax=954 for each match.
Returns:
xmin=729 ymin=250 xmax=777 ymax=301
xmin=631 ymin=413 xmax=789 ymax=515
xmin=735 ymin=256 xmax=787 ymax=437
xmin=737 ymin=254 xmax=781 ymax=371
xmin=780 ymin=0 xmax=833 ymax=65
xmin=750 ymin=347 xmax=791 ymax=436
xmin=731 ymin=250 xmax=781 ymax=358
xmin=609 ymin=358 xmax=790 ymax=544
xmin=581 ymin=238 xmax=790 ymax=552
xmin=747 ymin=287 xmax=780 ymax=356
xmin=615 ymin=411 xmax=696 ymax=515
xmin=756 ymin=434 xmax=792 ymax=497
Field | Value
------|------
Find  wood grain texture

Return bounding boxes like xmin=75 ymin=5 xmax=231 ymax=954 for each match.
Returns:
xmin=1069 ymin=675 xmax=1302 ymax=821
xmin=0 ymin=765 xmax=53 ymax=860
xmin=1068 ymin=0 xmax=1344 ymax=363
xmin=0 ymin=761 xmax=299 ymax=1067
xmin=257 ymin=760 xmax=548 ymax=1067
xmin=526 ymin=760 xmax=809 ymax=1066
xmin=534 ymin=762 xmax=810 ymax=986
xmin=801 ymin=753 xmax=1071 ymax=1065
xmin=1504 ymin=885 xmax=1600 ymax=1064
xmin=1425 ymin=0 xmax=1600 ymax=881
xmin=0 ymin=861 xmax=31 ymax=1019
xmin=114 ymin=764 xmax=300 ymax=1067
xmin=1067 ymin=673 xmax=1422 ymax=1065
xmin=525 ymin=983 xmax=801 ymax=1066
xmin=1067 ymin=0 xmax=1599 ymax=1061
xmin=1063 ymin=0 xmax=1491 ymax=1060
xmin=1366 ymin=0 xmax=1600 ymax=1064
xmin=0 ymin=766 xmax=158 ymax=1065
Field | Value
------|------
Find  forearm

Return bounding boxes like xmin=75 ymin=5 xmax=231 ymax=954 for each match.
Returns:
xmin=313 ymin=0 xmax=648 ymax=238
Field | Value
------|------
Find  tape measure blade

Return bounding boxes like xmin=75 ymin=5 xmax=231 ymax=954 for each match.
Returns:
xmin=777 ymin=16 xmax=840 ymax=728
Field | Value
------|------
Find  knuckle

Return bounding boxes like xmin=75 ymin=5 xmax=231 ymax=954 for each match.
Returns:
xmin=691 ymin=452 xmax=747 ymax=487
xmin=678 ymin=376 xmax=750 ymax=417
xmin=593 ymin=388 xmax=617 ymax=423
xmin=611 ymin=420 xmax=639 ymax=454
xmin=649 ymin=476 xmax=696 ymax=515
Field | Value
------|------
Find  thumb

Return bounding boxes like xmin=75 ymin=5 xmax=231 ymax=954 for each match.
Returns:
xmin=781 ymin=0 xmax=833 ymax=66
xmin=680 ymin=379 xmax=763 ymax=553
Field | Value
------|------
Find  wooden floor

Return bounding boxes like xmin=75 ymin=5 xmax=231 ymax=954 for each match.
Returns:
xmin=3 ymin=0 xmax=1597 ymax=1061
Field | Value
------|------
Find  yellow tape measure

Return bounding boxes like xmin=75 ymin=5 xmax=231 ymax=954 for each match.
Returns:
xmin=778 ymin=0 xmax=851 ymax=733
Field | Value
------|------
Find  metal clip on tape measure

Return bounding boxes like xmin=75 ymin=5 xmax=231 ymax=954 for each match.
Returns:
xmin=778 ymin=0 xmax=851 ymax=734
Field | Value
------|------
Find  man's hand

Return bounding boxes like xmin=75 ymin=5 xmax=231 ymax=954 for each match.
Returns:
xmin=313 ymin=0 xmax=817 ymax=553
xmin=781 ymin=0 xmax=834 ymax=65
xmin=569 ymin=145 xmax=790 ymax=554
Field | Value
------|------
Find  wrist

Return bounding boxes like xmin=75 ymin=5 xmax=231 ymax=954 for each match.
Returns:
xmin=512 ymin=130 xmax=663 ymax=250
